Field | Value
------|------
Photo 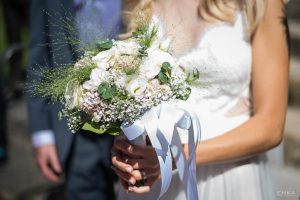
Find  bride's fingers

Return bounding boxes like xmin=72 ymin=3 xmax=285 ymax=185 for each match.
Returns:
xmin=112 ymin=154 xmax=133 ymax=174
xmin=131 ymin=169 xmax=160 ymax=181
xmin=129 ymin=185 xmax=151 ymax=193
xmin=127 ymin=157 xmax=159 ymax=170
xmin=111 ymin=166 xmax=136 ymax=185
xmin=114 ymin=138 xmax=156 ymax=158
xmin=114 ymin=138 xmax=143 ymax=157
xmin=128 ymin=177 xmax=157 ymax=194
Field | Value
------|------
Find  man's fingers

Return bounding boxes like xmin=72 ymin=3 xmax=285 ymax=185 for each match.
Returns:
xmin=49 ymin=151 xmax=62 ymax=174
xmin=37 ymin=157 xmax=60 ymax=182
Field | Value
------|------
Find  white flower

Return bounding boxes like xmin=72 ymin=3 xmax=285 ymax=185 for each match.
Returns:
xmin=92 ymin=49 xmax=114 ymax=69
xmin=92 ymin=40 xmax=140 ymax=69
xmin=140 ymin=48 xmax=177 ymax=79
xmin=115 ymin=73 xmax=127 ymax=87
xmin=159 ymin=38 xmax=172 ymax=51
xmin=126 ymin=77 xmax=147 ymax=96
xmin=82 ymin=68 xmax=108 ymax=90
xmin=65 ymin=80 xmax=83 ymax=109
xmin=92 ymin=112 xmax=102 ymax=122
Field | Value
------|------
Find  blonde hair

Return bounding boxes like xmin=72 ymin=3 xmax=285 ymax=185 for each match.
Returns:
xmin=122 ymin=0 xmax=266 ymax=38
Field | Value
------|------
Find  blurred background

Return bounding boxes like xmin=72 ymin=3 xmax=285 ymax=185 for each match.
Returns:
xmin=0 ymin=0 xmax=299 ymax=200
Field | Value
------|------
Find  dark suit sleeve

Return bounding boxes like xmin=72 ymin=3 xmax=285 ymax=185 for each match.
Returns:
xmin=26 ymin=0 xmax=53 ymax=133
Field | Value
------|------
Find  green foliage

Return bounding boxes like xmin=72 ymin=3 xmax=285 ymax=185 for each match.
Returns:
xmin=96 ymin=39 xmax=113 ymax=51
xmin=97 ymin=83 xmax=118 ymax=101
xmin=138 ymin=46 xmax=148 ymax=58
xmin=82 ymin=122 xmax=121 ymax=135
xmin=82 ymin=122 xmax=106 ymax=134
xmin=133 ymin=25 xmax=158 ymax=50
xmin=177 ymin=87 xmax=191 ymax=101
xmin=186 ymin=68 xmax=200 ymax=85
xmin=132 ymin=24 xmax=148 ymax=38
xmin=28 ymin=63 xmax=96 ymax=102
xmin=158 ymin=62 xmax=172 ymax=84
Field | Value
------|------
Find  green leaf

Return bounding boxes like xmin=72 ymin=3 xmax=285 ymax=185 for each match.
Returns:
xmin=96 ymin=40 xmax=113 ymax=51
xmin=177 ymin=87 xmax=191 ymax=101
xmin=161 ymin=62 xmax=172 ymax=78
xmin=98 ymin=83 xmax=118 ymax=101
xmin=192 ymin=68 xmax=200 ymax=80
xmin=157 ymin=62 xmax=172 ymax=84
xmin=186 ymin=68 xmax=200 ymax=84
xmin=82 ymin=122 xmax=106 ymax=134
xmin=158 ymin=72 xmax=169 ymax=83
xmin=81 ymin=122 xmax=121 ymax=136
xmin=162 ymin=62 xmax=171 ymax=71
xmin=106 ymin=126 xmax=122 ymax=136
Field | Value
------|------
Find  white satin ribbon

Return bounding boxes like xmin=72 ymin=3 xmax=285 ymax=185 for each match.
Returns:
xmin=121 ymin=101 xmax=201 ymax=200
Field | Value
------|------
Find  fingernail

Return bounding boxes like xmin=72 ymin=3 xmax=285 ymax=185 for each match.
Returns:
xmin=128 ymin=187 xmax=133 ymax=192
xmin=129 ymin=178 xmax=135 ymax=185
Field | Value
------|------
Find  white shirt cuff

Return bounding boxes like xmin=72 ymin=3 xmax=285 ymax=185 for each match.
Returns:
xmin=32 ymin=130 xmax=55 ymax=147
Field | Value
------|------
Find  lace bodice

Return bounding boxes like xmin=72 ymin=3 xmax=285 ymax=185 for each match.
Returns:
xmin=153 ymin=12 xmax=252 ymax=141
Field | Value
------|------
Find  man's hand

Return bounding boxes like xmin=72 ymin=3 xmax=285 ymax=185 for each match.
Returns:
xmin=35 ymin=144 xmax=62 ymax=182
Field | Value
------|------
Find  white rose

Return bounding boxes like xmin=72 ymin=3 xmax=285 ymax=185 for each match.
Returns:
xmin=82 ymin=68 xmax=108 ymax=90
xmin=126 ymin=77 xmax=147 ymax=96
xmin=92 ymin=48 xmax=115 ymax=69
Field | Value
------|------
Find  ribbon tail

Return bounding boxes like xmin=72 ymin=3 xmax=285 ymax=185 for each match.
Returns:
xmin=144 ymin=109 xmax=173 ymax=198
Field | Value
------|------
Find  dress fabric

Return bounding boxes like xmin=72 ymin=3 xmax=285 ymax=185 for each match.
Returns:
xmin=117 ymin=12 xmax=276 ymax=200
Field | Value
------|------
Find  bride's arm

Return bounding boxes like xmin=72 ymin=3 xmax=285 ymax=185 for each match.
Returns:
xmin=192 ymin=0 xmax=289 ymax=165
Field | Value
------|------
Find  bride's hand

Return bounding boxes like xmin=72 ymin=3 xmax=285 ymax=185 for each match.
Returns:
xmin=111 ymin=135 xmax=160 ymax=193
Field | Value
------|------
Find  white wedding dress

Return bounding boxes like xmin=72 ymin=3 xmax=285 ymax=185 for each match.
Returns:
xmin=117 ymin=12 xmax=276 ymax=200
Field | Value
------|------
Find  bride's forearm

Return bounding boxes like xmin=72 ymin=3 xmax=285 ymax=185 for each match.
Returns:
xmin=187 ymin=113 xmax=285 ymax=165
xmin=189 ymin=0 xmax=290 ymax=165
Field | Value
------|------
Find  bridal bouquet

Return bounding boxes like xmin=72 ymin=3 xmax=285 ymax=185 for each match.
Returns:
xmin=29 ymin=23 xmax=195 ymax=135
xmin=29 ymin=19 xmax=201 ymax=200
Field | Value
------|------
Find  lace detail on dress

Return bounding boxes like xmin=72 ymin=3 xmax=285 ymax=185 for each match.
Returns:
xmin=152 ymin=12 xmax=252 ymax=140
